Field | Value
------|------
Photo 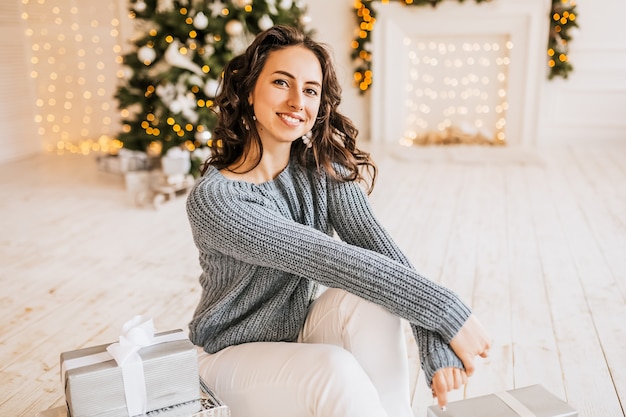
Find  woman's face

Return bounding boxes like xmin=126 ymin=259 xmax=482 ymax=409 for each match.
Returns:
xmin=248 ymin=45 xmax=322 ymax=149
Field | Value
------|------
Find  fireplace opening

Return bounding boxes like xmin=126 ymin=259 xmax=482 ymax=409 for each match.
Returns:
xmin=400 ymin=35 xmax=512 ymax=146
xmin=370 ymin=1 xmax=549 ymax=146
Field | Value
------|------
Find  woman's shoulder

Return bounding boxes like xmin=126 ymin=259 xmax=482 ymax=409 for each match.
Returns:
xmin=188 ymin=166 xmax=257 ymax=211
xmin=194 ymin=165 xmax=255 ymax=191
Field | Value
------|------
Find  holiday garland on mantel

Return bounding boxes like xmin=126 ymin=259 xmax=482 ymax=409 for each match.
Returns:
xmin=351 ymin=0 xmax=579 ymax=94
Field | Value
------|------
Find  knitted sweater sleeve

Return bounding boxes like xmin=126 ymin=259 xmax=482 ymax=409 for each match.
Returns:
xmin=187 ymin=171 xmax=470 ymax=345
xmin=326 ymin=177 xmax=465 ymax=385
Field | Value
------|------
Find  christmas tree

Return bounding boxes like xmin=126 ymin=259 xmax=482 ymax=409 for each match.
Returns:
xmin=114 ymin=0 xmax=310 ymax=169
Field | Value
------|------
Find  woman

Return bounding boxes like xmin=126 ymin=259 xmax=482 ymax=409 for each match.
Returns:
xmin=186 ymin=25 xmax=490 ymax=417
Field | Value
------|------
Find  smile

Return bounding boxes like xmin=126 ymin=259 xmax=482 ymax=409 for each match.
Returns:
xmin=278 ymin=113 xmax=303 ymax=125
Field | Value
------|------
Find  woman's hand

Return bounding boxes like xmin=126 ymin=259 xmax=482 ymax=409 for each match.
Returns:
xmin=431 ymin=367 xmax=467 ymax=409
xmin=449 ymin=314 xmax=491 ymax=377
xmin=431 ymin=314 xmax=491 ymax=409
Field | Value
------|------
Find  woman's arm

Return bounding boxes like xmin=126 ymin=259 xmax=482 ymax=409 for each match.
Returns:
xmin=325 ymin=178 xmax=483 ymax=385
xmin=326 ymin=177 xmax=491 ymax=405
xmin=187 ymin=174 xmax=470 ymax=343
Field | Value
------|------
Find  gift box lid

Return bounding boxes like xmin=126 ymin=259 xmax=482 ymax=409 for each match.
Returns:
xmin=60 ymin=330 xmax=194 ymax=375
xmin=427 ymin=384 xmax=577 ymax=417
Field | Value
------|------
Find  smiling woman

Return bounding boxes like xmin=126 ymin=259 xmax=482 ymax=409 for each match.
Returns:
xmin=185 ymin=24 xmax=490 ymax=417
xmin=242 ymin=45 xmax=322 ymax=174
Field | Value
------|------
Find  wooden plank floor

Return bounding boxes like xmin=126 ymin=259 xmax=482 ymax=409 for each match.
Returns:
xmin=1 ymin=143 xmax=624 ymax=417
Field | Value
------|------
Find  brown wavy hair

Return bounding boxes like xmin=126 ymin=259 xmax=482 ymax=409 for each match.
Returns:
xmin=202 ymin=25 xmax=377 ymax=192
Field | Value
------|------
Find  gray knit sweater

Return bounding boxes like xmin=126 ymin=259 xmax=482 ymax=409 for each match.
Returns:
xmin=186 ymin=156 xmax=470 ymax=384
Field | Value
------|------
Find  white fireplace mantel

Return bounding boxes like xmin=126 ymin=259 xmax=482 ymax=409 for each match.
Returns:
xmin=370 ymin=0 xmax=551 ymax=146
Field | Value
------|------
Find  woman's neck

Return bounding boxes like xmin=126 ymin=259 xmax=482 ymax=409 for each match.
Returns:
xmin=222 ymin=142 xmax=291 ymax=184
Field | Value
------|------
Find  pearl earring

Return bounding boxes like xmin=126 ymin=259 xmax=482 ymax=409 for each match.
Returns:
xmin=242 ymin=114 xmax=257 ymax=131
xmin=301 ymin=131 xmax=313 ymax=148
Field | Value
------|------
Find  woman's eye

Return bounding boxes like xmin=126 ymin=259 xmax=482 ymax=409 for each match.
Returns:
xmin=274 ymin=79 xmax=288 ymax=87
xmin=305 ymin=88 xmax=319 ymax=96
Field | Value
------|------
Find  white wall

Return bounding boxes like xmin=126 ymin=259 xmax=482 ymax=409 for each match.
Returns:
xmin=0 ymin=1 xmax=41 ymax=164
xmin=536 ymin=0 xmax=626 ymax=144
xmin=306 ymin=0 xmax=626 ymax=145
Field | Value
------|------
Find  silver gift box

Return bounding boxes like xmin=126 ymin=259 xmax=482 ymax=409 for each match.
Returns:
xmin=427 ymin=384 xmax=577 ymax=417
xmin=37 ymin=380 xmax=230 ymax=417
xmin=60 ymin=330 xmax=201 ymax=417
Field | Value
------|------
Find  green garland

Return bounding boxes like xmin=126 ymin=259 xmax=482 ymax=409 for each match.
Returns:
xmin=548 ymin=0 xmax=579 ymax=79
xmin=351 ymin=0 xmax=578 ymax=94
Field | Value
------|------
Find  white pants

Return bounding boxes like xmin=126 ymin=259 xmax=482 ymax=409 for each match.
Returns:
xmin=197 ymin=288 xmax=415 ymax=417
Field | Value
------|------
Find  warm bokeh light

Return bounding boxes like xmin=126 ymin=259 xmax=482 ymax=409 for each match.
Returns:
xmin=401 ymin=36 xmax=509 ymax=145
xmin=22 ymin=0 xmax=126 ymax=155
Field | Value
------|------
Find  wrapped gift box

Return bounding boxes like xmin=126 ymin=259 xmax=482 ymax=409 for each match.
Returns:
xmin=96 ymin=150 xmax=153 ymax=175
xmin=427 ymin=384 xmax=577 ymax=417
xmin=60 ymin=328 xmax=200 ymax=417
xmin=36 ymin=385 xmax=229 ymax=417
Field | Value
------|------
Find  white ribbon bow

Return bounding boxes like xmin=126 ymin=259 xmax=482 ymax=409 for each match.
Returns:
xmin=106 ymin=315 xmax=155 ymax=416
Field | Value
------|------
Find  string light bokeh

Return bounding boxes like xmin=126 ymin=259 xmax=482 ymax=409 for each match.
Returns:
xmin=400 ymin=36 xmax=511 ymax=146
xmin=20 ymin=0 xmax=126 ymax=155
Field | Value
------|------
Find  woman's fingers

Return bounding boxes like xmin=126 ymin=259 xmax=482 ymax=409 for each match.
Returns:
xmin=462 ymin=355 xmax=476 ymax=376
xmin=431 ymin=370 xmax=450 ymax=409
xmin=449 ymin=314 xmax=491 ymax=375
xmin=432 ymin=368 xmax=468 ymax=408
xmin=452 ymin=368 xmax=466 ymax=390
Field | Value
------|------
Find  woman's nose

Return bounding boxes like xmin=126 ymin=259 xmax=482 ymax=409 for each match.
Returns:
xmin=287 ymin=91 xmax=304 ymax=111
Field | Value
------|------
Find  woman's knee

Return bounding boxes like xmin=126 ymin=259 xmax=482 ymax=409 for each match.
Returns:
xmin=298 ymin=345 xmax=388 ymax=417
xmin=305 ymin=344 xmax=368 ymax=385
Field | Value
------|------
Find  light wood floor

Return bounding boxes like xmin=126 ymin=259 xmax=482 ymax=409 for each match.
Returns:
xmin=1 ymin=143 xmax=624 ymax=417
